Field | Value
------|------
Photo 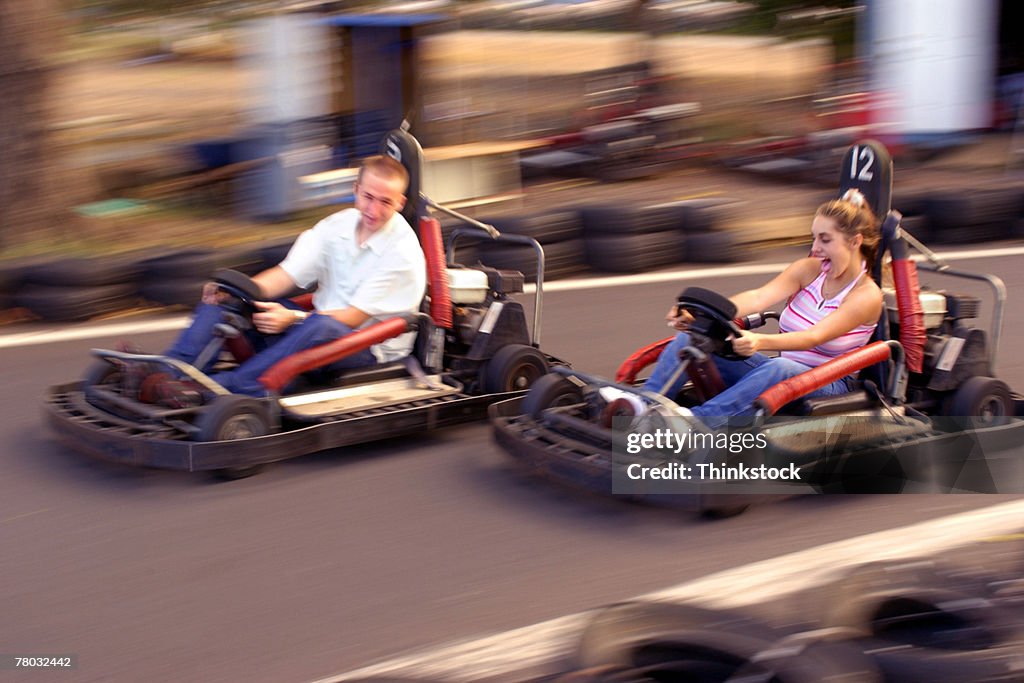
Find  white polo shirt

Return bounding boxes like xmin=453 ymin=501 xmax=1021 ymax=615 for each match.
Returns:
xmin=279 ymin=208 xmax=427 ymax=363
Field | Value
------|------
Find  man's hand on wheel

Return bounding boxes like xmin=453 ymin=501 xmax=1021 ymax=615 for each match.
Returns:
xmin=201 ymin=282 xmax=229 ymax=306
xmin=253 ymin=301 xmax=300 ymax=335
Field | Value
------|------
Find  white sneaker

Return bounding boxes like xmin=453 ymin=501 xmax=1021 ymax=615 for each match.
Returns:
xmin=598 ymin=386 xmax=646 ymax=416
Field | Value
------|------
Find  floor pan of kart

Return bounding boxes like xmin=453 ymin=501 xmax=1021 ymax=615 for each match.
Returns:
xmin=280 ymin=375 xmax=462 ymax=419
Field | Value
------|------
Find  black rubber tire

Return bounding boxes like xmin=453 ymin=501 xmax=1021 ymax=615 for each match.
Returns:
xmin=194 ymin=394 xmax=272 ymax=480
xmin=476 ymin=239 xmax=586 ymax=281
xmin=14 ymin=282 xmax=138 ymax=321
xmin=140 ymin=247 xmax=261 ymax=281
xmin=482 ymin=210 xmax=583 ymax=244
xmin=138 ymin=278 xmax=204 ymax=307
xmin=699 ymin=501 xmax=751 ymax=519
xmin=585 ymin=231 xmax=685 ymax=273
xmin=925 ymin=186 xmax=1023 ymax=230
xmin=891 ymin=189 xmax=930 ymax=217
xmin=682 ymin=231 xmax=743 ymax=263
xmin=821 ymin=560 xmax=1024 ymax=683
xmin=898 ymin=214 xmax=932 ymax=244
xmin=257 ymin=236 xmax=297 ymax=271
xmin=576 ymin=602 xmax=781 ymax=676
xmin=659 ymin=197 xmax=740 ymax=234
xmin=22 ymin=256 xmax=141 ymax=287
xmin=946 ymin=376 xmax=1014 ymax=426
xmin=927 ymin=222 xmax=1006 ymax=245
xmin=482 ymin=344 xmax=549 ymax=394
xmin=579 ymin=204 xmax=681 ymax=236
xmin=522 ymin=373 xmax=584 ymax=419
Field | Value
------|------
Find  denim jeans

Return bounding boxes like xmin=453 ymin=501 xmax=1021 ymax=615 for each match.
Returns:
xmin=642 ymin=331 xmax=853 ymax=430
xmin=166 ymin=302 xmax=376 ymax=396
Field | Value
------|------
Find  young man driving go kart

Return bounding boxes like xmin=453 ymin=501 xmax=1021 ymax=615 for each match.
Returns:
xmin=131 ymin=155 xmax=427 ymax=405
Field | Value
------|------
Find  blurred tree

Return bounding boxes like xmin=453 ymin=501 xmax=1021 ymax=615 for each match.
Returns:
xmin=0 ymin=0 xmax=90 ymax=250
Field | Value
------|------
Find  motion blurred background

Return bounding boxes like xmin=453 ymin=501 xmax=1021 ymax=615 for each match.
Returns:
xmin=1 ymin=0 xmax=1021 ymax=260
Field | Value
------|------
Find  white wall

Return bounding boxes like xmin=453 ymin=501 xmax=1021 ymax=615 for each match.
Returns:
xmin=868 ymin=0 xmax=998 ymax=135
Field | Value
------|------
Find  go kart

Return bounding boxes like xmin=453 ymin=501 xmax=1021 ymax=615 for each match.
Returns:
xmin=491 ymin=140 xmax=1024 ymax=515
xmin=45 ymin=126 xmax=567 ymax=478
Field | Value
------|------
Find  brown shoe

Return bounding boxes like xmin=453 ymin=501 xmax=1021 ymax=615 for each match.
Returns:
xmin=117 ymin=340 xmax=158 ymax=400
xmin=139 ymin=373 xmax=204 ymax=409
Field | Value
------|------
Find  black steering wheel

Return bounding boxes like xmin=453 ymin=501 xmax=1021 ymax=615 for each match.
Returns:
xmin=212 ymin=268 xmax=261 ymax=323
xmin=676 ymin=286 xmax=745 ymax=361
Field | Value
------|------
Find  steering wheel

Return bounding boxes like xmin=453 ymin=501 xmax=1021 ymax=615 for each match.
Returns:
xmin=676 ymin=286 xmax=745 ymax=361
xmin=212 ymin=268 xmax=261 ymax=321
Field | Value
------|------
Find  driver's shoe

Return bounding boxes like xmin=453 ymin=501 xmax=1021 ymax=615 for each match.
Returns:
xmin=139 ymin=373 xmax=204 ymax=409
xmin=117 ymin=340 xmax=158 ymax=400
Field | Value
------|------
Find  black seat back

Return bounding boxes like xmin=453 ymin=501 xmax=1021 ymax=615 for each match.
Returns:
xmin=380 ymin=123 xmax=425 ymax=229
xmin=837 ymin=140 xmax=893 ymax=218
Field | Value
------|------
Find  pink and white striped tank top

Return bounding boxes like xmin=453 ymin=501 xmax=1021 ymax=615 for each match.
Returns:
xmin=777 ymin=261 xmax=875 ymax=368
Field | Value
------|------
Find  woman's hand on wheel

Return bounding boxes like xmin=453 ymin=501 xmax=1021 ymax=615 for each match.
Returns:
xmin=730 ymin=329 xmax=762 ymax=357
xmin=666 ymin=305 xmax=695 ymax=331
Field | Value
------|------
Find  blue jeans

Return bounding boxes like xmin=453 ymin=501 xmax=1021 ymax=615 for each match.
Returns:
xmin=643 ymin=331 xmax=853 ymax=430
xmin=166 ymin=302 xmax=376 ymax=396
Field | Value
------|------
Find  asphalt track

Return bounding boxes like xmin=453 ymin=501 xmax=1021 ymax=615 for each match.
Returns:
xmin=1 ymin=244 xmax=1022 ymax=682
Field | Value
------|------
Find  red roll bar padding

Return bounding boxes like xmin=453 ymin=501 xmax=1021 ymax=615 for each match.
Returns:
xmin=753 ymin=340 xmax=892 ymax=417
xmin=258 ymin=316 xmax=413 ymax=393
xmin=290 ymin=292 xmax=315 ymax=311
xmin=419 ymin=216 xmax=453 ymax=329
xmin=615 ymin=337 xmax=673 ymax=384
xmin=891 ymin=258 xmax=925 ymax=373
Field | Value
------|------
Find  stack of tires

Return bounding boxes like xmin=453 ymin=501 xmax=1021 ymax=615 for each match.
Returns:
xmin=924 ymin=186 xmax=1024 ymax=244
xmin=475 ymin=211 xmax=587 ymax=281
xmin=12 ymin=256 xmax=141 ymax=322
xmin=581 ymin=198 xmax=742 ymax=273
xmin=891 ymin=188 xmax=932 ymax=242
xmin=552 ymin=558 xmax=1024 ymax=682
xmin=136 ymin=243 xmax=269 ymax=308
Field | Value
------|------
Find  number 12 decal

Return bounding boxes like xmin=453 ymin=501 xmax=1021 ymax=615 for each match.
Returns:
xmin=850 ymin=145 xmax=875 ymax=181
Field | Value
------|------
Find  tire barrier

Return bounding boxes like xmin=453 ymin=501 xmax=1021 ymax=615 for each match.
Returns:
xmin=0 ymin=180 xmax=1020 ymax=322
xmin=572 ymin=602 xmax=883 ymax=682
xmin=554 ymin=558 xmax=1024 ymax=683
xmin=11 ymin=255 xmax=142 ymax=322
xmin=925 ymin=186 xmax=1024 ymax=244
xmin=585 ymin=230 xmax=686 ymax=273
xmin=476 ymin=211 xmax=587 ymax=281
xmin=819 ymin=560 xmax=1024 ymax=683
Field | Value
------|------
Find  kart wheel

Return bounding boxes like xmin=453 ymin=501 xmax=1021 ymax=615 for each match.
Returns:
xmin=946 ymin=376 xmax=1013 ymax=426
xmin=522 ymin=373 xmax=583 ymax=419
xmin=482 ymin=344 xmax=549 ymax=394
xmin=194 ymin=394 xmax=271 ymax=480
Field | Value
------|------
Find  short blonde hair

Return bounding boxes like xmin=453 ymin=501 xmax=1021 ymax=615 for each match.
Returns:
xmin=358 ymin=155 xmax=410 ymax=192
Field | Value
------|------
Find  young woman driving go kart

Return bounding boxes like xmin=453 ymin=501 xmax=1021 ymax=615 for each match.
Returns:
xmin=641 ymin=189 xmax=883 ymax=430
